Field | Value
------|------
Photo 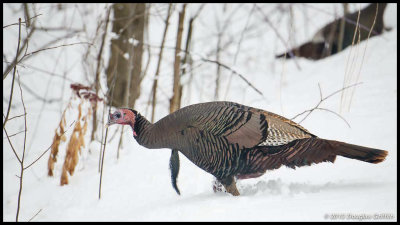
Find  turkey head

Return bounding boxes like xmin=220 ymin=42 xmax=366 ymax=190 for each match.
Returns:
xmin=107 ymin=108 xmax=138 ymax=136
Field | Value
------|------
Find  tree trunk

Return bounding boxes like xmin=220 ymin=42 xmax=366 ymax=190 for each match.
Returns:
xmin=106 ymin=3 xmax=146 ymax=108
xmin=150 ymin=3 xmax=173 ymax=122
xmin=170 ymin=4 xmax=186 ymax=113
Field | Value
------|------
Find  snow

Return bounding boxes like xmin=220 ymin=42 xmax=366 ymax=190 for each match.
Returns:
xmin=3 ymin=3 xmax=397 ymax=222
xmin=128 ymin=38 xmax=139 ymax=46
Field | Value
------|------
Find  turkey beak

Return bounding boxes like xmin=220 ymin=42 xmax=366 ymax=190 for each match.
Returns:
xmin=105 ymin=113 xmax=115 ymax=128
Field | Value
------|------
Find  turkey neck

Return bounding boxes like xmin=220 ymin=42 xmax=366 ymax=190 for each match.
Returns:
xmin=132 ymin=113 xmax=168 ymax=149
xmin=132 ymin=113 xmax=155 ymax=148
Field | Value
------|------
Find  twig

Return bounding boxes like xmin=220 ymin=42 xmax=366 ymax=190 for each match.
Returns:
xmin=254 ymin=4 xmax=301 ymax=70
xmin=202 ymin=58 xmax=266 ymax=98
xmin=35 ymin=26 xmax=82 ymax=32
xmin=3 ymin=127 xmax=22 ymax=163
xmin=27 ymin=40 xmax=78 ymax=156
xmin=24 ymin=120 xmax=75 ymax=170
xmin=140 ymin=4 xmax=152 ymax=84
xmin=91 ymin=7 xmax=111 ymax=143
xmin=106 ymin=124 xmax=120 ymax=143
xmin=98 ymin=106 xmax=111 ymax=199
xmin=347 ymin=4 xmax=379 ymax=110
xmin=3 ymin=130 xmax=25 ymax=139
xmin=19 ymin=81 xmax=62 ymax=103
xmin=4 ymin=34 xmax=87 ymax=80
xmin=192 ymin=4 xmax=205 ymax=19
xmin=214 ymin=13 xmax=223 ymax=100
xmin=99 ymin=52 xmax=118 ymax=198
xmin=291 ymin=82 xmax=362 ymax=125
xmin=117 ymin=128 xmax=124 ymax=159
xmin=142 ymin=42 xmax=267 ymax=99
xmin=100 ymin=49 xmax=118 ymax=169
xmin=20 ymin=63 xmax=77 ymax=83
xmin=3 ymin=18 xmax=22 ymax=128
xmin=224 ymin=4 xmax=255 ymax=100
xmin=3 ymin=14 xmax=42 ymax=29
xmin=315 ymin=108 xmax=351 ymax=128
xmin=6 ymin=113 xmax=27 ymax=121
xmin=15 ymin=71 xmax=28 ymax=222
xmin=340 ymin=6 xmax=361 ymax=113
xmin=23 ymin=42 xmax=93 ymax=58
xmin=23 ymin=3 xmax=31 ymax=28
xmin=182 ymin=4 xmax=205 ymax=104
xmin=3 ymin=18 xmax=36 ymax=80
xmin=28 ymin=208 xmax=42 ymax=222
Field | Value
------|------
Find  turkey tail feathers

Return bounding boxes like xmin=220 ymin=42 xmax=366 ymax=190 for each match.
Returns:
xmin=330 ymin=140 xmax=388 ymax=164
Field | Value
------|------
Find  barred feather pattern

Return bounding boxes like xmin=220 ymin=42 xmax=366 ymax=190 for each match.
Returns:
xmin=132 ymin=102 xmax=308 ymax=180
xmin=237 ymin=138 xmax=337 ymax=179
xmin=129 ymin=101 xmax=387 ymax=185
xmin=258 ymin=110 xmax=314 ymax=146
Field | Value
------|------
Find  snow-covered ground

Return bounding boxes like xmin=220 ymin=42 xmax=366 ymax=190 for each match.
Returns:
xmin=3 ymin=3 xmax=397 ymax=221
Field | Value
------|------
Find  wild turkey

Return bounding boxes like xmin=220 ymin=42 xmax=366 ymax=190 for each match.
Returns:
xmin=276 ymin=3 xmax=389 ymax=60
xmin=106 ymin=101 xmax=388 ymax=196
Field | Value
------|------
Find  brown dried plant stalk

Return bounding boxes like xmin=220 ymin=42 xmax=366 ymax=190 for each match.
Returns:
xmin=48 ymin=104 xmax=70 ymax=176
xmin=60 ymin=102 xmax=90 ymax=185
xmin=49 ymin=82 xmax=99 ymax=185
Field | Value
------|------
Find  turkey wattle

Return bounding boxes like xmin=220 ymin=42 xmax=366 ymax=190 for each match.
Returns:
xmin=106 ymin=101 xmax=388 ymax=196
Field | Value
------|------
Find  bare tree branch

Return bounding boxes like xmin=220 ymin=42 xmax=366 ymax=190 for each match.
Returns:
xmin=201 ymin=58 xmax=266 ymax=99
xmin=347 ymin=4 xmax=379 ymax=110
xmin=24 ymin=120 xmax=76 ymax=171
xmin=99 ymin=94 xmax=113 ymax=199
xmin=3 ymin=126 xmax=22 ymax=163
xmin=2 ymin=129 xmax=25 ymax=139
xmin=3 ymin=18 xmax=22 ymax=128
xmin=3 ymin=18 xmax=36 ymax=80
xmin=23 ymin=42 xmax=93 ymax=58
xmin=3 ymin=14 xmax=42 ymax=29
xmin=340 ymin=6 xmax=361 ymax=113
xmin=291 ymin=82 xmax=363 ymax=126
xmin=91 ymin=6 xmax=111 ymax=143
xmin=224 ymin=4 xmax=255 ymax=100
xmin=99 ymin=48 xmax=118 ymax=197
xmin=254 ymin=4 xmax=301 ymax=70
xmin=142 ymin=41 xmax=267 ymax=100
xmin=19 ymin=81 xmax=62 ymax=103
xmin=15 ymin=71 xmax=28 ymax=222
xmin=28 ymin=208 xmax=42 ymax=222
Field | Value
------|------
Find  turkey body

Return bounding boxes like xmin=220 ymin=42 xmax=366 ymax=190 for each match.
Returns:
xmin=129 ymin=101 xmax=387 ymax=196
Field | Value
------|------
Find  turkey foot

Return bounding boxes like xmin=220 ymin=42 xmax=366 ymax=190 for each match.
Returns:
xmin=212 ymin=179 xmax=224 ymax=193
xmin=220 ymin=176 xmax=240 ymax=196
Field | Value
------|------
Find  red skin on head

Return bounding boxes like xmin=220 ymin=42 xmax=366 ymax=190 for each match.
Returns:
xmin=110 ymin=109 xmax=138 ymax=137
